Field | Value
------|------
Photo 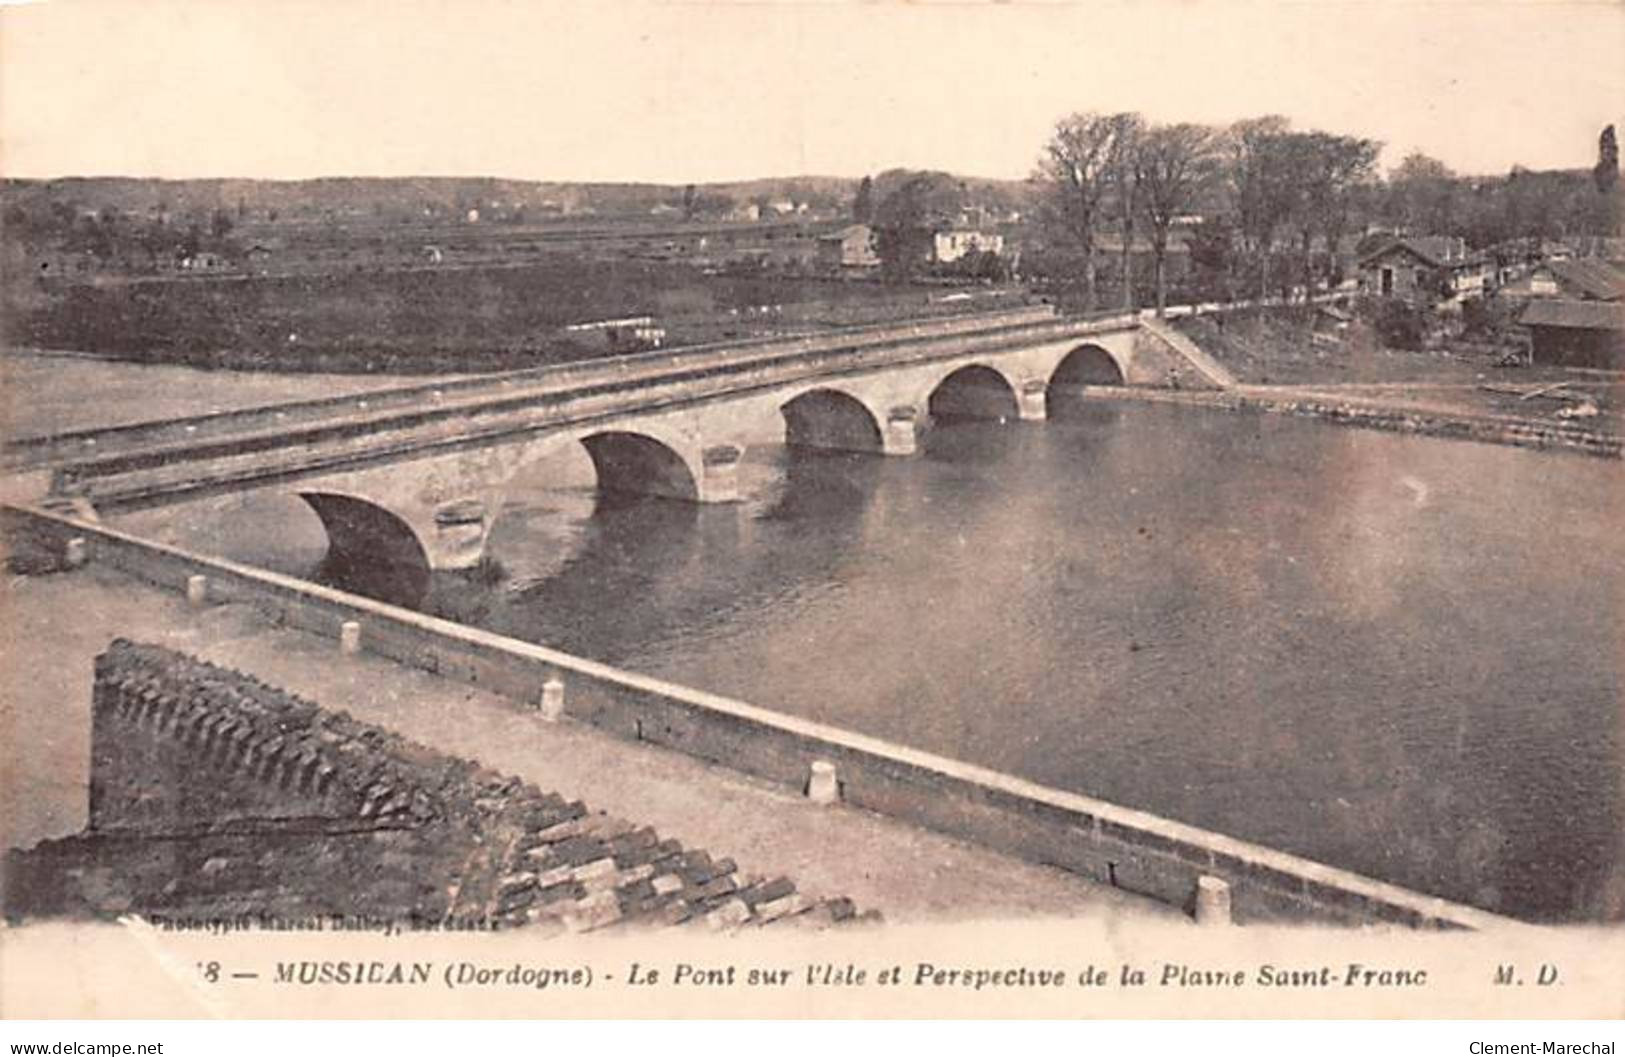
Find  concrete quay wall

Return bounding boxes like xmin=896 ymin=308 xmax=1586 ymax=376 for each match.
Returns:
xmin=5 ymin=503 xmax=1518 ymax=931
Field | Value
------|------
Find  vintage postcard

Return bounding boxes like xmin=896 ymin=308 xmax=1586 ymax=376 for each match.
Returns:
xmin=1 ymin=0 xmax=1622 ymax=1027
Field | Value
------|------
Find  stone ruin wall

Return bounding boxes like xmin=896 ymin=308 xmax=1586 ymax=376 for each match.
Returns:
xmin=56 ymin=640 xmax=863 ymax=932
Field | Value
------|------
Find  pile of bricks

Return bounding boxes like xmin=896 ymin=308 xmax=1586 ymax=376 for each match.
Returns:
xmin=471 ymin=801 xmax=867 ymax=934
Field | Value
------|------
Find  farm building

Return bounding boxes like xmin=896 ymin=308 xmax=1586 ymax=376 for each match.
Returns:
xmin=1518 ymin=299 xmax=1625 ymax=369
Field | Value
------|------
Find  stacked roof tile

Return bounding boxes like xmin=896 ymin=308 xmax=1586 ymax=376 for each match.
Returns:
xmin=2 ymin=640 xmax=870 ymax=933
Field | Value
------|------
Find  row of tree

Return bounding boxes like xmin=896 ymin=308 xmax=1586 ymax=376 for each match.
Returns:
xmin=1382 ymin=148 xmax=1617 ymax=250
xmin=1031 ymin=113 xmax=1620 ymax=315
xmin=1035 ymin=113 xmax=1381 ymax=314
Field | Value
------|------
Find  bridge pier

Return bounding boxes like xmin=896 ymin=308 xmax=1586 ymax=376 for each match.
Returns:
xmin=698 ymin=445 xmax=743 ymax=503
xmin=1017 ymin=379 xmax=1048 ymax=422
xmin=883 ymin=407 xmax=919 ymax=456
xmin=431 ymin=498 xmax=492 ymax=571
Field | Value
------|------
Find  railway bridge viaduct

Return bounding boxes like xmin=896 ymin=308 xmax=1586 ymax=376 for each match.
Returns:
xmin=13 ymin=306 xmax=1234 ymax=587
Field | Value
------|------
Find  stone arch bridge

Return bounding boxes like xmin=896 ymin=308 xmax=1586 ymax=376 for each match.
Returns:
xmin=30 ymin=309 xmax=1231 ymax=584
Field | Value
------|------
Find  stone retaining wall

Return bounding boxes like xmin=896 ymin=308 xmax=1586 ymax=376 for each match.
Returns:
xmin=1082 ymin=386 xmax=1622 ymax=459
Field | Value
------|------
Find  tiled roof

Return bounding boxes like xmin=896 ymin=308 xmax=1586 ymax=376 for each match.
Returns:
xmin=1357 ymin=235 xmax=1481 ymax=269
xmin=2 ymin=642 xmax=872 ymax=933
xmin=1518 ymin=298 xmax=1625 ymax=331
xmin=1546 ymin=258 xmax=1625 ymax=302
xmin=818 ymin=224 xmax=872 ymax=242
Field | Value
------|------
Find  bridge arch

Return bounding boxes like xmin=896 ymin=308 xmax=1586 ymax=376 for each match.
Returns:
xmin=579 ymin=430 xmax=700 ymax=502
xmin=926 ymin=364 xmax=1021 ymax=422
xmin=297 ymin=490 xmax=432 ymax=605
xmin=1047 ymin=344 xmax=1128 ymax=419
xmin=780 ymin=388 xmax=885 ymax=454
xmin=1050 ymin=343 xmax=1127 ymax=387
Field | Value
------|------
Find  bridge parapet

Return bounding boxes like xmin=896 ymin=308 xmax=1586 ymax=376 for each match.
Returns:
xmin=4 ymin=304 xmax=1059 ymax=473
xmin=37 ymin=312 xmax=1135 ymax=508
xmin=5 ymin=503 xmax=1522 ymax=931
xmin=16 ymin=309 xmax=1240 ymax=580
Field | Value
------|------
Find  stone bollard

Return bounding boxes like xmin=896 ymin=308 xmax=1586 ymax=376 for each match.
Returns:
xmin=806 ymin=760 xmax=839 ymax=806
xmin=185 ymin=575 xmax=208 ymax=608
xmin=1193 ymin=875 xmax=1233 ymax=926
xmin=64 ymin=537 xmax=88 ymax=569
xmin=539 ymin=677 xmax=565 ymax=722
xmin=339 ymin=621 xmax=362 ymax=656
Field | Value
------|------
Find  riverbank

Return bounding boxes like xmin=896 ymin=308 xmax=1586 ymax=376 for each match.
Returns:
xmin=1165 ymin=304 xmax=1623 ymax=454
xmin=1080 ymin=384 xmax=1623 ymax=459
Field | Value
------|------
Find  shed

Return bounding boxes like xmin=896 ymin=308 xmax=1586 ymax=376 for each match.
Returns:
xmin=1518 ymin=299 xmax=1625 ymax=368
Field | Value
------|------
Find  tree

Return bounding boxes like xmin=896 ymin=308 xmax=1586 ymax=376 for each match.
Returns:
xmin=852 ymin=175 xmax=875 ymax=224
xmin=1595 ymin=124 xmax=1619 ymax=195
xmin=871 ymin=172 xmax=959 ymax=280
xmin=181 ymin=220 xmax=204 ymax=259
xmin=1134 ymin=122 xmax=1220 ymax=316
xmin=1284 ymin=131 xmax=1380 ymax=295
xmin=682 ymin=184 xmax=697 ymax=220
xmin=1225 ymin=115 xmax=1296 ymax=301
xmin=1187 ymin=214 xmax=1237 ymax=303
xmin=1106 ymin=113 xmax=1144 ymax=310
xmin=1036 ymin=111 xmax=1141 ymax=311
xmin=1389 ymin=152 xmax=1457 ymax=234
xmin=210 ymin=207 xmax=234 ymax=242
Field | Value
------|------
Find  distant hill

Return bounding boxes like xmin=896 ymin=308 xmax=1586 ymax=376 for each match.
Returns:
xmin=0 ymin=172 xmax=1031 ymax=227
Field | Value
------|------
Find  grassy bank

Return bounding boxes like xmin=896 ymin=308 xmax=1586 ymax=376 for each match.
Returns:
xmin=1174 ymin=305 xmax=1622 ymax=430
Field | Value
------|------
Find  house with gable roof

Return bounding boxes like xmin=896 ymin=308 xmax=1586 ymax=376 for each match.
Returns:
xmin=1356 ymin=235 xmax=1492 ymax=309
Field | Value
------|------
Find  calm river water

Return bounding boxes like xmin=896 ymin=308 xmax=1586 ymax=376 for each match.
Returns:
xmin=137 ymin=400 xmax=1624 ymax=922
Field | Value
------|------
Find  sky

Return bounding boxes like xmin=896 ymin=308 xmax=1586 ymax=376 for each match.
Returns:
xmin=1 ymin=0 xmax=1622 ymax=184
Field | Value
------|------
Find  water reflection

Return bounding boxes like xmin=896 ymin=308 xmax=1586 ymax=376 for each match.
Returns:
xmin=473 ymin=406 xmax=1623 ymax=922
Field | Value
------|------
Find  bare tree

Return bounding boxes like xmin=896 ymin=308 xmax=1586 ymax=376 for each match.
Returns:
xmin=1135 ymin=122 xmax=1220 ymax=317
xmin=1289 ymin=132 xmax=1380 ymax=295
xmin=1320 ymin=136 xmax=1381 ymax=286
xmin=1106 ymin=113 xmax=1145 ymax=311
xmin=1036 ymin=111 xmax=1141 ymax=311
xmin=1225 ymin=115 xmax=1295 ymax=301
xmin=1388 ymin=152 xmax=1457 ymax=234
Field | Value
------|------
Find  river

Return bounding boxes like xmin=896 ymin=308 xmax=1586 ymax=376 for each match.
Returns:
xmin=125 ymin=399 xmax=1625 ymax=923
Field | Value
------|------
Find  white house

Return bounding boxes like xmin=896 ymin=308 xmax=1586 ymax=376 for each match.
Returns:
xmin=933 ymin=229 xmax=1004 ymax=264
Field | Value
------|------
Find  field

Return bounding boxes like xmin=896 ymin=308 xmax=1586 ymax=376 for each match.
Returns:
xmin=5 ymin=259 xmax=1020 ymax=373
